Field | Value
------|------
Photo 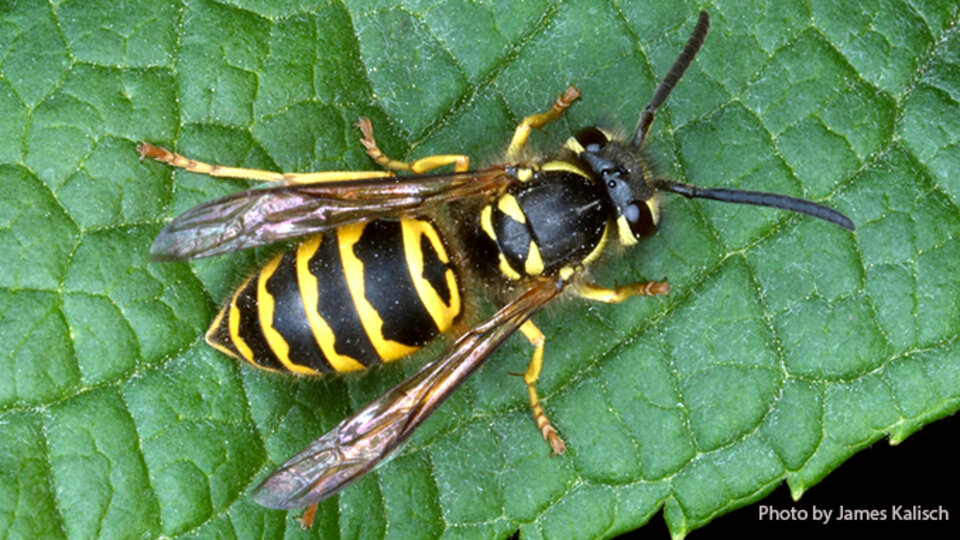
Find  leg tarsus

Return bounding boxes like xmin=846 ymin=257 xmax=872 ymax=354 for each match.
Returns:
xmin=356 ymin=117 xmax=411 ymax=172
xmin=297 ymin=503 xmax=318 ymax=529
xmin=355 ymin=117 xmax=470 ymax=173
xmin=137 ymin=141 xmax=393 ymax=184
xmin=519 ymin=320 xmax=566 ymax=454
xmin=507 ymin=86 xmax=580 ymax=159
xmin=572 ymin=279 xmax=670 ymax=304
xmin=137 ymin=141 xmax=164 ymax=161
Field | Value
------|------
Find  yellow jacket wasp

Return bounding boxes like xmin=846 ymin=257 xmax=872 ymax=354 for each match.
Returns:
xmin=142 ymin=10 xmax=854 ymax=526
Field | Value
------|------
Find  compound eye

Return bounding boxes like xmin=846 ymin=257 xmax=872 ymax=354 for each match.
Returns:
xmin=575 ymin=127 xmax=608 ymax=151
xmin=624 ymin=200 xmax=657 ymax=239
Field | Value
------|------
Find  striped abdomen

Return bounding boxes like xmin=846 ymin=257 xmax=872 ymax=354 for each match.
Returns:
xmin=206 ymin=218 xmax=463 ymax=374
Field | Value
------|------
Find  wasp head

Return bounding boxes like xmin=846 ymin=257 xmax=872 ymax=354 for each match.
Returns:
xmin=568 ymin=126 xmax=660 ymax=246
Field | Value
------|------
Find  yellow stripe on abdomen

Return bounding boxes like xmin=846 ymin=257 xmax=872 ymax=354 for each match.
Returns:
xmin=258 ymin=253 xmax=320 ymax=375
xmin=339 ymin=223 xmax=420 ymax=361
xmin=296 ymin=235 xmax=367 ymax=372
xmin=401 ymin=219 xmax=461 ymax=334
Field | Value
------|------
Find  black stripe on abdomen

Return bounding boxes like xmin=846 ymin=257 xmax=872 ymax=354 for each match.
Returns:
xmin=309 ymin=230 xmax=381 ymax=366
xmin=353 ymin=220 xmax=439 ymax=347
xmin=263 ymin=250 xmax=333 ymax=373
xmin=234 ymin=275 xmax=285 ymax=370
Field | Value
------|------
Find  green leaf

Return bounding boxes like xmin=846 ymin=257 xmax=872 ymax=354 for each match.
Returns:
xmin=2 ymin=0 xmax=958 ymax=538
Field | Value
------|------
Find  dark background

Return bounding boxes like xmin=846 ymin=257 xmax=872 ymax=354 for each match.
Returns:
xmin=639 ymin=411 xmax=959 ymax=538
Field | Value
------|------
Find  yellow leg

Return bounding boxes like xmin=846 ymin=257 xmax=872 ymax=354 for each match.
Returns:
xmin=355 ymin=117 xmax=470 ymax=173
xmin=519 ymin=320 xmax=565 ymax=454
xmin=507 ymin=86 xmax=580 ymax=160
xmin=137 ymin=142 xmax=394 ymax=185
xmin=571 ymin=279 xmax=670 ymax=303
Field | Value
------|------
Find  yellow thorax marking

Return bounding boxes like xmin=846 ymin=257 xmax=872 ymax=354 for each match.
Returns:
xmin=524 ymin=241 xmax=544 ymax=275
xmin=563 ymin=136 xmax=585 ymax=154
xmin=497 ymin=194 xmax=526 ymax=224
xmin=541 ymin=159 xmax=590 ymax=178
xmin=499 ymin=254 xmax=522 ymax=280
xmin=480 ymin=205 xmax=496 ymax=240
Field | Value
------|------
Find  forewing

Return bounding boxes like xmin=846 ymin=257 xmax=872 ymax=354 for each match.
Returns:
xmin=251 ymin=278 xmax=565 ymax=510
xmin=150 ymin=167 xmax=513 ymax=261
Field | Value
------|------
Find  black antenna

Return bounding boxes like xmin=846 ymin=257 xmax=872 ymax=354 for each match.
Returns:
xmin=654 ymin=179 xmax=855 ymax=230
xmin=634 ymin=10 xmax=711 ymax=147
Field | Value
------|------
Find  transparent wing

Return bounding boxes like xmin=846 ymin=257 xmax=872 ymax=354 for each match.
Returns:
xmin=251 ymin=277 xmax=565 ymax=510
xmin=150 ymin=166 xmax=513 ymax=261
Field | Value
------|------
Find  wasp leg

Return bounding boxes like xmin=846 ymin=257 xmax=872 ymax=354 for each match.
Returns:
xmin=137 ymin=142 xmax=394 ymax=185
xmin=507 ymin=86 xmax=580 ymax=160
xmin=571 ymin=280 xmax=671 ymax=303
xmin=519 ymin=320 xmax=566 ymax=454
xmin=355 ymin=117 xmax=470 ymax=173
xmin=297 ymin=502 xmax=318 ymax=529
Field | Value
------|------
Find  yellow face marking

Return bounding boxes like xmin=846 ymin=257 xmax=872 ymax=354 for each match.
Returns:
xmin=648 ymin=195 xmax=662 ymax=227
xmin=227 ymin=276 xmax=256 ymax=366
xmin=563 ymin=136 xmax=585 ymax=154
xmin=559 ymin=266 xmax=575 ymax=281
xmin=524 ymin=241 xmax=544 ymax=275
xmin=516 ymin=168 xmax=534 ymax=182
xmin=257 ymin=254 xmax=320 ymax=375
xmin=541 ymin=160 xmax=590 ymax=178
xmin=339 ymin=223 xmax=419 ymax=361
xmin=497 ymin=194 xmax=526 ymax=224
xmin=480 ymin=205 xmax=496 ymax=240
xmin=296 ymin=236 xmax=366 ymax=372
xmin=616 ymin=215 xmax=638 ymax=246
xmin=499 ymin=254 xmax=522 ymax=280
xmin=401 ymin=219 xmax=461 ymax=333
